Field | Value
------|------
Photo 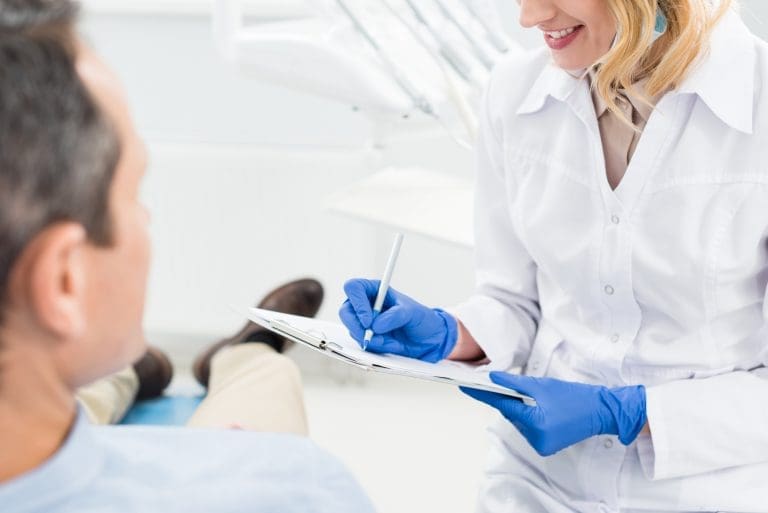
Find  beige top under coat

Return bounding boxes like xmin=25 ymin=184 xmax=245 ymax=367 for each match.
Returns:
xmin=588 ymin=70 xmax=662 ymax=190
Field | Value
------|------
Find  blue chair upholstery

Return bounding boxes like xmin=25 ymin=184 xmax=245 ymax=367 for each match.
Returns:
xmin=121 ymin=396 xmax=204 ymax=426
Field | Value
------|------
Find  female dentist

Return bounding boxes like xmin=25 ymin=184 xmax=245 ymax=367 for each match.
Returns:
xmin=341 ymin=0 xmax=768 ymax=511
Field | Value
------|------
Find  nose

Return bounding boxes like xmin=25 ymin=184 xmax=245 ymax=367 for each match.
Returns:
xmin=517 ymin=0 xmax=557 ymax=29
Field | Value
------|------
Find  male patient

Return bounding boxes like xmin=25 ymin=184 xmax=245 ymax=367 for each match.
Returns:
xmin=0 ymin=1 xmax=373 ymax=511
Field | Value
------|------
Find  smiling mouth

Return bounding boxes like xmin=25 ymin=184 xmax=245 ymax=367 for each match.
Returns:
xmin=543 ymin=25 xmax=584 ymax=40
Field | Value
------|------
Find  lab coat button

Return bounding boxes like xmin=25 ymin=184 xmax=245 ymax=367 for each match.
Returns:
xmin=604 ymin=285 xmax=615 ymax=295
xmin=604 ymin=439 xmax=614 ymax=449
xmin=610 ymin=334 xmax=620 ymax=343
xmin=531 ymin=361 xmax=540 ymax=371
xmin=611 ymin=215 xmax=620 ymax=225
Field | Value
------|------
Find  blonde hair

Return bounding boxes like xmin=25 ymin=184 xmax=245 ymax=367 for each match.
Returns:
xmin=594 ymin=0 xmax=733 ymax=125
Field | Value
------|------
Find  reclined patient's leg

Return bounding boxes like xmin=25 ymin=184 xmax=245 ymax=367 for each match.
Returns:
xmin=76 ymin=367 xmax=139 ymax=424
xmin=186 ymin=343 xmax=308 ymax=435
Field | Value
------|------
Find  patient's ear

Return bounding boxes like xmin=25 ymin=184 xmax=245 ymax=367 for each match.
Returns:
xmin=11 ymin=222 xmax=89 ymax=340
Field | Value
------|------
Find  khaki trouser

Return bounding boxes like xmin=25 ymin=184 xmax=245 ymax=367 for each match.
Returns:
xmin=75 ymin=343 xmax=308 ymax=436
xmin=76 ymin=366 xmax=139 ymax=425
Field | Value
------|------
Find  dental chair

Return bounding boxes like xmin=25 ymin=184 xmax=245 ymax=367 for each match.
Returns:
xmin=121 ymin=396 xmax=204 ymax=426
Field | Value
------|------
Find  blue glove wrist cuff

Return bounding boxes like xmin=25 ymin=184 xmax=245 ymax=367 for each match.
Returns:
xmin=433 ymin=308 xmax=459 ymax=361
xmin=602 ymin=385 xmax=647 ymax=445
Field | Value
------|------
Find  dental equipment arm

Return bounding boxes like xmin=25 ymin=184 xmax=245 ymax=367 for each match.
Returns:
xmin=434 ymin=0 xmax=494 ymax=70
xmin=403 ymin=0 xmax=474 ymax=83
xmin=460 ymin=0 xmax=511 ymax=53
xmin=335 ymin=0 xmax=436 ymax=116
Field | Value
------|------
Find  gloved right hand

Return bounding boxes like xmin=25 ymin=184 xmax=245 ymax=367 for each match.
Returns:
xmin=338 ymin=278 xmax=458 ymax=363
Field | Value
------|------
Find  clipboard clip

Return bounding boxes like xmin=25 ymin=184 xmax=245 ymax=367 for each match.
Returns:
xmin=269 ymin=319 xmax=325 ymax=348
xmin=267 ymin=318 xmax=367 ymax=370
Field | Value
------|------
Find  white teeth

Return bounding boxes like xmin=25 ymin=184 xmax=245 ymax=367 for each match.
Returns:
xmin=546 ymin=26 xmax=577 ymax=39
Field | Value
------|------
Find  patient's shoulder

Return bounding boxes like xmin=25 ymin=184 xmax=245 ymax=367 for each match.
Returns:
xmin=83 ymin=426 xmax=375 ymax=512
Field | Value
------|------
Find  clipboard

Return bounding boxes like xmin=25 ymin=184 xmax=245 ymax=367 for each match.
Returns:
xmin=248 ymin=308 xmax=536 ymax=406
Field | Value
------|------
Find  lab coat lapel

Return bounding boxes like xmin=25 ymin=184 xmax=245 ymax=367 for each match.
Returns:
xmin=561 ymin=77 xmax=632 ymax=213
xmin=516 ymin=63 xmax=622 ymax=211
xmin=611 ymin=93 xmax=684 ymax=212
xmin=559 ymin=68 xmax=690 ymax=216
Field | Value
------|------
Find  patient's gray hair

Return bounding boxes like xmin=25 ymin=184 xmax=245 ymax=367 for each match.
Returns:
xmin=0 ymin=0 xmax=121 ymax=318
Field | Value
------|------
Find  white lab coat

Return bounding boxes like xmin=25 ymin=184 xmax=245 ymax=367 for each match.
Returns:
xmin=452 ymin=9 xmax=768 ymax=513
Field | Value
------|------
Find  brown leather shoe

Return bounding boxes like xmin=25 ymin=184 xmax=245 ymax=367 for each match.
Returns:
xmin=133 ymin=346 xmax=174 ymax=400
xmin=192 ymin=278 xmax=324 ymax=388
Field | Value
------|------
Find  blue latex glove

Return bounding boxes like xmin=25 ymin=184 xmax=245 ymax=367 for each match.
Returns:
xmin=338 ymin=278 xmax=458 ymax=363
xmin=462 ymin=372 xmax=646 ymax=456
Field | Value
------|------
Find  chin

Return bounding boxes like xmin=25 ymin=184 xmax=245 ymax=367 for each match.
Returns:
xmin=92 ymin=331 xmax=147 ymax=383
xmin=57 ymin=332 xmax=144 ymax=389
xmin=552 ymin=55 xmax=590 ymax=72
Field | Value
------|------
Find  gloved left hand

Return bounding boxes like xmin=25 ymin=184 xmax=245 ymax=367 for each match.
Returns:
xmin=462 ymin=372 xmax=646 ymax=456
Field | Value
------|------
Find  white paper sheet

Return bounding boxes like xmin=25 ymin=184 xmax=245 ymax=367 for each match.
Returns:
xmin=249 ymin=308 xmax=535 ymax=405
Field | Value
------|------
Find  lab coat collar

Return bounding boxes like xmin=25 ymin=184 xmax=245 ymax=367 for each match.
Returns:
xmin=676 ymin=9 xmax=755 ymax=134
xmin=516 ymin=9 xmax=756 ymax=134
xmin=516 ymin=61 xmax=582 ymax=116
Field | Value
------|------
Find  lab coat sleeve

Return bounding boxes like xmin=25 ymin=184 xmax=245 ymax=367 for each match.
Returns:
xmin=637 ymin=321 xmax=768 ymax=479
xmin=449 ymin=74 xmax=540 ymax=370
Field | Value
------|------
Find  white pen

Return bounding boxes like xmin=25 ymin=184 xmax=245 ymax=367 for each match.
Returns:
xmin=363 ymin=233 xmax=405 ymax=350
